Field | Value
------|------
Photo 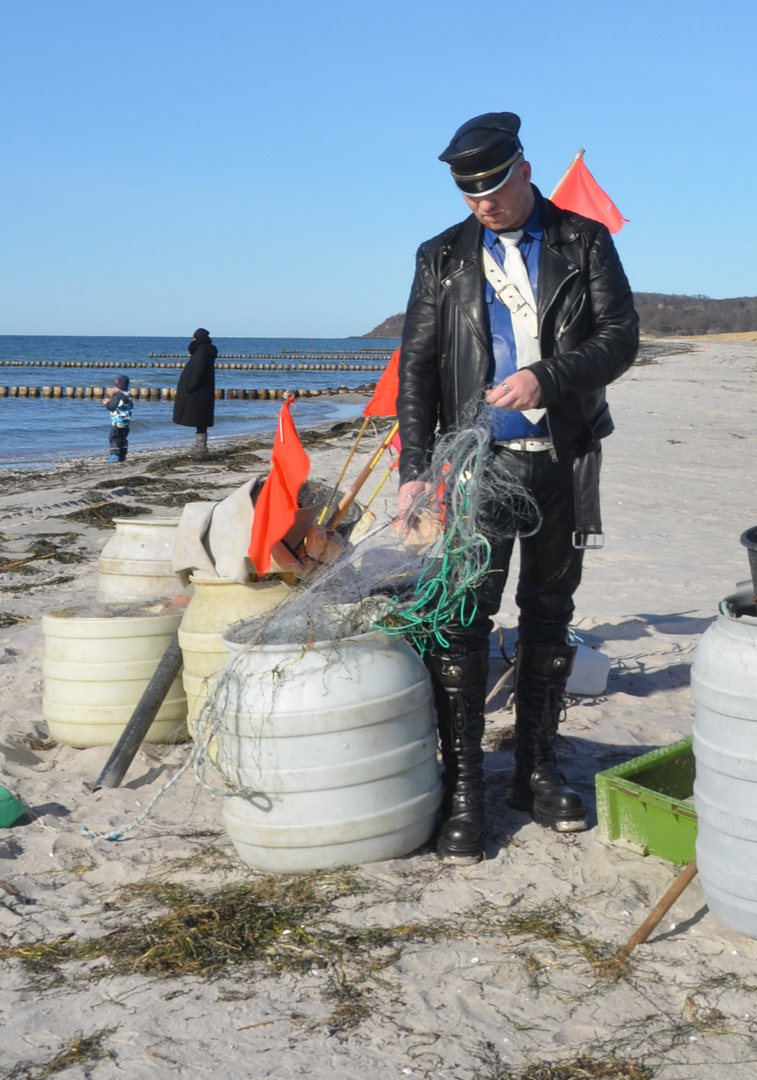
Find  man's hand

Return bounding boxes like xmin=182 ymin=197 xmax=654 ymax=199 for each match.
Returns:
xmin=394 ymin=479 xmax=441 ymax=549
xmin=396 ymin=480 xmax=431 ymax=522
xmin=485 ymin=368 xmax=542 ymax=411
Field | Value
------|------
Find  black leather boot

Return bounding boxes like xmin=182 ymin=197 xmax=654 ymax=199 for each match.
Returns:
xmin=506 ymin=642 xmax=588 ymax=832
xmin=426 ymin=650 xmax=488 ymax=863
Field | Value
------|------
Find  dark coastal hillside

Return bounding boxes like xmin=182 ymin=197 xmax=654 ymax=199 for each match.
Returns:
xmin=363 ymin=294 xmax=757 ymax=338
xmin=363 ymin=313 xmax=405 ymax=338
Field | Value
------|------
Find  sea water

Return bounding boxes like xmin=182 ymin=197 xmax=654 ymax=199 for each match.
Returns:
xmin=0 ymin=336 xmax=398 ymax=470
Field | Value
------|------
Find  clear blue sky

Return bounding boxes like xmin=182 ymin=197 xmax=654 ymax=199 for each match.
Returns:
xmin=1 ymin=0 xmax=755 ymax=336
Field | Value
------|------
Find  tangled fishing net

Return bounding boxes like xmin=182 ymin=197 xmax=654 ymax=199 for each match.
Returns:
xmin=214 ymin=407 xmax=541 ymax=661
xmin=237 ymin=410 xmax=534 ymax=645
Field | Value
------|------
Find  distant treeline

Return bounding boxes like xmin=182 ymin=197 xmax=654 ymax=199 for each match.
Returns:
xmin=633 ymin=293 xmax=757 ymax=335
xmin=363 ymin=294 xmax=757 ymax=339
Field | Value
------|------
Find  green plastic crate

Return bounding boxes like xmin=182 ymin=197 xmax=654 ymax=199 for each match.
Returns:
xmin=595 ymin=737 xmax=697 ymax=866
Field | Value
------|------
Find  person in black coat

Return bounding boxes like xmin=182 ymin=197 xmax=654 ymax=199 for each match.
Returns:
xmin=173 ymin=328 xmax=218 ymax=452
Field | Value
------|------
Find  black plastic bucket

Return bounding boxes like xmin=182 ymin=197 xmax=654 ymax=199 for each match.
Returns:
xmin=740 ymin=526 xmax=757 ymax=594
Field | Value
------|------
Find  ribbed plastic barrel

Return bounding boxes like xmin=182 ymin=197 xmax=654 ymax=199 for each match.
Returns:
xmin=215 ymin=626 xmax=442 ymax=872
xmin=692 ymin=588 xmax=757 ymax=937
xmin=42 ymin=607 xmax=188 ymax=748
xmin=178 ymin=575 xmax=290 ymax=733
xmin=97 ymin=517 xmax=189 ymax=602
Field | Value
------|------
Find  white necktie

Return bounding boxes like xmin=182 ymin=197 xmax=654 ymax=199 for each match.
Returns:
xmin=497 ymin=232 xmax=545 ymax=423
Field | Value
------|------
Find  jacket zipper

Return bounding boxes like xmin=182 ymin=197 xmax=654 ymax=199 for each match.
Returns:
xmin=540 ymin=263 xmax=580 ymax=344
xmin=555 ymin=288 xmax=585 ymax=340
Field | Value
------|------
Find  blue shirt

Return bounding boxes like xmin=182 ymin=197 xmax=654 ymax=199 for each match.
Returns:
xmin=484 ymin=200 xmax=549 ymax=440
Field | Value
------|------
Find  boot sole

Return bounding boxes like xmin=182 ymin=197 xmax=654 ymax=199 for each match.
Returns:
xmin=436 ymin=847 xmax=483 ymax=865
xmin=434 ymin=825 xmax=484 ymax=864
xmin=507 ymin=790 xmax=589 ymax=833
xmin=536 ymin=811 xmax=589 ymax=833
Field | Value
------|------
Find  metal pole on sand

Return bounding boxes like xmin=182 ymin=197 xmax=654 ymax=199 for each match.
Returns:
xmin=89 ymin=631 xmax=184 ymax=791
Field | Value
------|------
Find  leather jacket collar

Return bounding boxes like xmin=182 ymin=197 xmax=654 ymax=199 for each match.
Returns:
xmin=440 ymin=187 xmax=583 ymax=338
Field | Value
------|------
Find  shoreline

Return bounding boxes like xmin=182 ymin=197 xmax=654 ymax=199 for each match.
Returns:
xmin=0 ymin=392 xmax=375 ymax=491
xmin=0 ymin=340 xmax=694 ymax=477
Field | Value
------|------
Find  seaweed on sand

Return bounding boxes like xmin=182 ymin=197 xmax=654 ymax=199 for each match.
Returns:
xmin=2 ymin=863 xmax=637 ymax=1037
xmin=2 ymin=872 xmax=379 ymax=982
xmin=138 ymin=489 xmax=204 ymax=507
xmin=90 ymin=474 xmax=188 ymax=491
xmin=0 ymin=534 xmax=86 ymax=574
xmin=475 ymin=1044 xmax=656 ymax=1080
xmin=2 ymin=879 xmax=630 ymax=989
xmin=0 ymin=611 xmax=29 ymax=627
xmin=0 ymin=1028 xmax=114 ymax=1080
xmin=1 ymin=575 xmax=75 ymax=594
xmin=1 ymin=870 xmax=403 ymax=1033
xmin=59 ymin=502 xmax=152 ymax=528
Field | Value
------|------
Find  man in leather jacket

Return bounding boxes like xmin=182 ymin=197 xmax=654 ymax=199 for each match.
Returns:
xmin=397 ymin=112 xmax=638 ymax=863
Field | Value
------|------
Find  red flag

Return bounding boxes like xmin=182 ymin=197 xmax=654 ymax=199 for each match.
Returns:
xmin=551 ymin=154 xmax=628 ymax=234
xmin=248 ymin=398 xmax=310 ymax=576
xmin=364 ymin=347 xmax=400 ymax=417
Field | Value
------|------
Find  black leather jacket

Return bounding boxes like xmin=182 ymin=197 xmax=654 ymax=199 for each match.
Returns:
xmin=398 ymin=187 xmax=639 ymax=486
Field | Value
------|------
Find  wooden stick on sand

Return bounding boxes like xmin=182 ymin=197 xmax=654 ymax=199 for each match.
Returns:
xmin=620 ymin=858 xmax=698 ymax=957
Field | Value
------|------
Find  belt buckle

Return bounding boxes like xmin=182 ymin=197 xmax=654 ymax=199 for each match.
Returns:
xmin=573 ymin=531 xmax=604 ymax=550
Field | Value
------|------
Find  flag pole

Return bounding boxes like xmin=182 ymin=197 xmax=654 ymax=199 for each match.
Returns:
xmin=549 ymin=148 xmax=585 ymax=199
xmin=326 ymin=421 xmax=399 ymax=530
xmin=316 ymin=417 xmax=371 ymax=525
xmin=363 ymin=459 xmax=399 ymax=509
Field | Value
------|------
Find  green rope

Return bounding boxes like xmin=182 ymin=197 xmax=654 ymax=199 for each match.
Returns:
xmin=381 ymin=464 xmax=492 ymax=656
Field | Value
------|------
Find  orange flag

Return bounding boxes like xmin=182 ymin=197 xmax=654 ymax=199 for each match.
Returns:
xmin=364 ymin=347 xmax=400 ymax=417
xmin=248 ymin=398 xmax=310 ymax=576
xmin=551 ymin=153 xmax=628 ymax=234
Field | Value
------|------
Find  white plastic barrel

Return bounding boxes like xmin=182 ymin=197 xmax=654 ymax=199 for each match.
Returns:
xmin=42 ymin=606 xmax=188 ymax=748
xmin=178 ymin=575 xmax=290 ymax=732
xmin=214 ymin=624 xmax=442 ymax=872
xmin=566 ymin=643 xmax=611 ymax=696
xmin=97 ymin=516 xmax=189 ymax=602
xmin=692 ymin=588 xmax=757 ymax=938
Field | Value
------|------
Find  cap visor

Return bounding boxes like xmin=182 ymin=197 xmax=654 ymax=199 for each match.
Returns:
xmin=453 ymin=161 xmax=515 ymax=197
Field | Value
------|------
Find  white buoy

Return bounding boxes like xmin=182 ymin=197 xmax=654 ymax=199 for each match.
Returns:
xmin=692 ymin=585 xmax=757 ymax=938
xmin=214 ymin=620 xmax=442 ymax=872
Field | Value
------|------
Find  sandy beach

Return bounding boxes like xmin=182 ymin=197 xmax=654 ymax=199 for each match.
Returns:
xmin=1 ymin=337 xmax=757 ymax=1079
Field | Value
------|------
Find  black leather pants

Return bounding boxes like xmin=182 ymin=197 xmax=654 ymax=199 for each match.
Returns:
xmin=443 ymin=446 xmax=584 ymax=656
xmin=423 ymin=447 xmax=588 ymax=848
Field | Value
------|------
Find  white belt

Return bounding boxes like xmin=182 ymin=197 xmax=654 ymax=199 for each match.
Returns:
xmin=495 ymin=437 xmax=555 ymax=453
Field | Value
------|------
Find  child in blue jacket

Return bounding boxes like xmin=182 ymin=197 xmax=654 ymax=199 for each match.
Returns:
xmin=103 ymin=375 xmax=134 ymax=463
